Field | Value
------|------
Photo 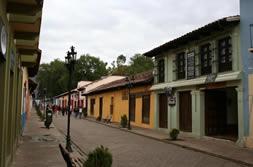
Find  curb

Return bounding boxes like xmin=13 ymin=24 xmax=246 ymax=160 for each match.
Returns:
xmin=52 ymin=122 xmax=87 ymax=167
xmin=85 ymin=118 xmax=253 ymax=167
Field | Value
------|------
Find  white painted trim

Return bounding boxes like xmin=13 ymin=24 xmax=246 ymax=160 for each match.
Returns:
xmin=150 ymin=71 xmax=242 ymax=90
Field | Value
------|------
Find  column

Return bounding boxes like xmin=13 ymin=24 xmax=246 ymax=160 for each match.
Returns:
xmin=236 ymin=87 xmax=246 ymax=147
xmin=191 ymin=90 xmax=205 ymax=137
xmin=154 ymin=92 xmax=158 ymax=129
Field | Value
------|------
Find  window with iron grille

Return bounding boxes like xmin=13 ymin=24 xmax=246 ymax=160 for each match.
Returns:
xmin=142 ymin=95 xmax=150 ymax=124
xmin=177 ymin=52 xmax=185 ymax=79
xmin=218 ymin=37 xmax=232 ymax=72
xmin=201 ymin=43 xmax=212 ymax=75
xmin=158 ymin=59 xmax=164 ymax=83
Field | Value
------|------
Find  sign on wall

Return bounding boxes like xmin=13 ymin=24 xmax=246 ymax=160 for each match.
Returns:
xmin=0 ymin=17 xmax=7 ymax=60
xmin=168 ymin=96 xmax=176 ymax=106
xmin=187 ymin=52 xmax=195 ymax=79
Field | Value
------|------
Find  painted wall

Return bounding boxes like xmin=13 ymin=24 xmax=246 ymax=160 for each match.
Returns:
xmin=155 ymin=24 xmax=241 ymax=84
xmin=87 ymin=85 xmax=155 ymax=129
xmin=240 ymin=0 xmax=253 ymax=147
xmin=247 ymin=74 xmax=253 ymax=148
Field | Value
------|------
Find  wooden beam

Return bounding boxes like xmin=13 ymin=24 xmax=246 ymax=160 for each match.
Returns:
xmin=248 ymin=48 xmax=253 ymax=53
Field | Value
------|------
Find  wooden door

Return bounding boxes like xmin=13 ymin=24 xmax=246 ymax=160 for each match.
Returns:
xmin=159 ymin=93 xmax=168 ymax=128
xmin=179 ymin=91 xmax=192 ymax=132
xmin=130 ymin=95 xmax=135 ymax=121
xmin=205 ymin=90 xmax=226 ymax=135
xmin=99 ymin=97 xmax=103 ymax=117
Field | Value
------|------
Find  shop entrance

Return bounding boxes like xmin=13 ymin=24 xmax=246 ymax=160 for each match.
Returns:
xmin=179 ymin=91 xmax=192 ymax=132
xmin=159 ymin=93 xmax=168 ymax=128
xmin=205 ymin=87 xmax=238 ymax=141
xmin=99 ymin=97 xmax=103 ymax=117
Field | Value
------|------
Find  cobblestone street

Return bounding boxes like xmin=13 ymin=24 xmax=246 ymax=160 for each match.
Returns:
xmin=53 ymin=116 xmax=246 ymax=167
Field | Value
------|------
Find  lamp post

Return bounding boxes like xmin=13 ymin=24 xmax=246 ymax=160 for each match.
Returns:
xmin=125 ymin=75 xmax=135 ymax=130
xmin=64 ymin=46 xmax=77 ymax=152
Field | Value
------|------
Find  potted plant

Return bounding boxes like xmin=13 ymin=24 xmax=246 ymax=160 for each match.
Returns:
xmin=83 ymin=145 xmax=112 ymax=167
xmin=96 ymin=115 xmax=102 ymax=121
xmin=120 ymin=114 xmax=127 ymax=128
xmin=170 ymin=128 xmax=180 ymax=140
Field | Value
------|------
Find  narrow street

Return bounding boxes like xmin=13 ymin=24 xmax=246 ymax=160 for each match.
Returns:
xmin=53 ymin=115 xmax=244 ymax=167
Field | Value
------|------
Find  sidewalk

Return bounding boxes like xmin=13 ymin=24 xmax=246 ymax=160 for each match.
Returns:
xmin=12 ymin=108 xmax=85 ymax=167
xmin=86 ymin=117 xmax=253 ymax=166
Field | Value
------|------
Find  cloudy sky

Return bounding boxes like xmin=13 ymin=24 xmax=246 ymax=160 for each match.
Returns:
xmin=39 ymin=0 xmax=239 ymax=65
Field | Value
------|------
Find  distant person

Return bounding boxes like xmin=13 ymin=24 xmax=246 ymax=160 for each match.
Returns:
xmin=74 ymin=107 xmax=79 ymax=118
xmin=55 ymin=105 xmax=59 ymax=118
xmin=79 ymin=107 xmax=82 ymax=119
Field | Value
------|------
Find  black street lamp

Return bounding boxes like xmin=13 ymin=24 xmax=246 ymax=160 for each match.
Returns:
xmin=64 ymin=46 xmax=77 ymax=152
xmin=125 ymin=75 xmax=135 ymax=130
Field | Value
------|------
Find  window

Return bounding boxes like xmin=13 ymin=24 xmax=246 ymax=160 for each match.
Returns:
xmin=158 ymin=59 xmax=164 ymax=83
xmin=90 ymin=99 xmax=95 ymax=115
xmin=218 ymin=37 xmax=232 ymax=72
xmin=142 ymin=95 xmax=150 ymax=124
xmin=177 ymin=52 xmax=185 ymax=79
xmin=201 ymin=44 xmax=212 ymax=75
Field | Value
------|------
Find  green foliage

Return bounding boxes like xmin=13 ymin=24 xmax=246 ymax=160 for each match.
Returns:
xmin=128 ymin=54 xmax=154 ymax=75
xmin=36 ymin=55 xmax=109 ymax=98
xmin=83 ymin=145 xmax=112 ymax=167
xmin=73 ymin=54 xmax=109 ymax=84
xmin=111 ymin=54 xmax=154 ymax=75
xmin=170 ymin=128 xmax=180 ymax=140
xmin=35 ymin=106 xmax=45 ymax=121
xmin=96 ymin=115 xmax=102 ymax=121
xmin=120 ymin=114 xmax=128 ymax=128
xmin=82 ymin=108 xmax=87 ymax=117
xmin=116 ymin=54 xmax=126 ymax=67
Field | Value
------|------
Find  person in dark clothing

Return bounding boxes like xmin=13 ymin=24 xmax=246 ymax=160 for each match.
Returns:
xmin=74 ymin=107 xmax=79 ymax=118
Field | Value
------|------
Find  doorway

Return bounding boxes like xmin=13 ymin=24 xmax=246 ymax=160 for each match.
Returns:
xmin=99 ymin=97 xmax=103 ymax=117
xmin=205 ymin=87 xmax=238 ymax=141
xmin=159 ymin=93 xmax=168 ymax=128
xmin=130 ymin=95 xmax=136 ymax=121
xmin=179 ymin=91 xmax=192 ymax=132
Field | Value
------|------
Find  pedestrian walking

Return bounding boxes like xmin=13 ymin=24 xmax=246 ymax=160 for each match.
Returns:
xmin=74 ymin=107 xmax=78 ymax=118
xmin=79 ymin=107 xmax=82 ymax=119
xmin=55 ymin=105 xmax=59 ymax=118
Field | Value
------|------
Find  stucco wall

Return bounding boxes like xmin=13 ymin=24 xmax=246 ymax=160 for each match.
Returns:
xmin=246 ymin=74 xmax=253 ymax=148
xmin=88 ymin=85 xmax=155 ymax=129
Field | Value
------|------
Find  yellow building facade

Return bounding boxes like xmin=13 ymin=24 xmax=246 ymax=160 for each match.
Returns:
xmin=86 ymin=71 xmax=155 ymax=129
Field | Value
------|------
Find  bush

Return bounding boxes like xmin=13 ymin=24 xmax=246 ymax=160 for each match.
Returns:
xmin=40 ymin=113 xmax=45 ymax=121
xmin=120 ymin=114 xmax=127 ymax=128
xmin=36 ymin=107 xmax=45 ymax=121
xmin=170 ymin=128 xmax=180 ymax=140
xmin=83 ymin=108 xmax=87 ymax=117
xmin=96 ymin=115 xmax=102 ymax=121
xmin=83 ymin=145 xmax=112 ymax=167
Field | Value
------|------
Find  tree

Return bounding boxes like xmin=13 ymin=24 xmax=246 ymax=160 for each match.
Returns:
xmin=73 ymin=54 xmax=109 ymax=85
xmin=116 ymin=54 xmax=126 ymax=67
xmin=36 ymin=59 xmax=68 ymax=98
xmin=36 ymin=54 xmax=109 ymax=98
xmin=128 ymin=54 xmax=154 ymax=75
xmin=110 ymin=54 xmax=154 ymax=75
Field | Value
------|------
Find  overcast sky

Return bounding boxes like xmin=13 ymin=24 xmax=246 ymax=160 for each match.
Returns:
xmin=39 ymin=0 xmax=239 ymax=65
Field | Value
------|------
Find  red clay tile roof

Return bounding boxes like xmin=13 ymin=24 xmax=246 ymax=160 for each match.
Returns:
xmin=84 ymin=70 xmax=153 ymax=95
xmin=143 ymin=15 xmax=240 ymax=57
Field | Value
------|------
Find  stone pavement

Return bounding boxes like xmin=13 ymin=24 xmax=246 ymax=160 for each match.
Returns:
xmin=86 ymin=117 xmax=253 ymax=167
xmin=12 ymin=108 xmax=86 ymax=167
